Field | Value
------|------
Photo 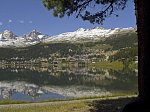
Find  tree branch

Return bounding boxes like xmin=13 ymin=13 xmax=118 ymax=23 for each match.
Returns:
xmin=81 ymin=0 xmax=115 ymax=24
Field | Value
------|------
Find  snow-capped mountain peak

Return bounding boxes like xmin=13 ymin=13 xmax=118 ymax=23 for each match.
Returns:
xmin=27 ymin=29 xmax=42 ymax=37
xmin=0 ymin=29 xmax=48 ymax=48
xmin=44 ymin=27 xmax=135 ymax=43
xmin=0 ymin=29 xmax=17 ymax=40
xmin=0 ymin=27 xmax=135 ymax=48
xmin=24 ymin=29 xmax=46 ymax=41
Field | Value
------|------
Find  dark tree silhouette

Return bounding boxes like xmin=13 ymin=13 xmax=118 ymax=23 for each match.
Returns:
xmin=42 ymin=0 xmax=127 ymax=24
xmin=43 ymin=0 xmax=150 ymax=111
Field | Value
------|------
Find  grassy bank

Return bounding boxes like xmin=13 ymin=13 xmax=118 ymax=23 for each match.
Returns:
xmin=0 ymin=97 xmax=136 ymax=112
xmin=0 ymin=101 xmax=90 ymax=112
xmin=87 ymin=61 xmax=124 ymax=70
xmin=0 ymin=100 xmax=30 ymax=105
xmin=0 ymin=91 xmax=137 ymax=112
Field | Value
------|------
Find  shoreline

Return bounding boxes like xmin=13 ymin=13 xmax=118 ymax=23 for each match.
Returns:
xmin=0 ymin=94 xmax=137 ymax=106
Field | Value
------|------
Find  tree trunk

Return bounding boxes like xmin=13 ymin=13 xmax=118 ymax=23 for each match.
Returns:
xmin=136 ymin=0 xmax=150 ymax=101
xmin=121 ymin=0 xmax=150 ymax=111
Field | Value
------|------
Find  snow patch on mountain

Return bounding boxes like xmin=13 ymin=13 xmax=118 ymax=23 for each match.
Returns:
xmin=0 ymin=29 xmax=48 ymax=48
xmin=0 ymin=34 xmax=2 ymax=40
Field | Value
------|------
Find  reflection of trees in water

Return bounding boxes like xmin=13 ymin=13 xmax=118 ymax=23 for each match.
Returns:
xmin=106 ymin=68 xmax=138 ymax=91
xmin=0 ymin=66 xmax=137 ymax=92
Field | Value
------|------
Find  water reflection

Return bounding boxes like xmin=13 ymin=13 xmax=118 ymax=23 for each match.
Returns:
xmin=0 ymin=81 xmax=64 ymax=101
xmin=0 ymin=65 xmax=138 ymax=101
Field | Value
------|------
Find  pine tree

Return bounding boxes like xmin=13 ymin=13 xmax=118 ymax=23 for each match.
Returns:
xmin=42 ymin=0 xmax=127 ymax=24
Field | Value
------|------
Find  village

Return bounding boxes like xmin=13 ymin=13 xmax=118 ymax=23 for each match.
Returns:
xmin=0 ymin=48 xmax=118 ymax=68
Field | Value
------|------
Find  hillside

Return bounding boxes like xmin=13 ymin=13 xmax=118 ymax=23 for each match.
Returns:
xmin=0 ymin=27 xmax=137 ymax=60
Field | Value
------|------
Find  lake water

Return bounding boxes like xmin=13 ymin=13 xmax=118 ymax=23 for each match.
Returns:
xmin=0 ymin=66 xmax=138 ymax=101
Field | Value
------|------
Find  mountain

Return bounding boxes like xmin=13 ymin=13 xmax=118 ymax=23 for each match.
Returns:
xmin=0 ymin=27 xmax=136 ymax=48
xmin=0 ymin=29 xmax=48 ymax=48
xmin=43 ymin=27 xmax=136 ymax=43
xmin=23 ymin=29 xmax=47 ymax=41
xmin=0 ymin=30 xmax=17 ymax=40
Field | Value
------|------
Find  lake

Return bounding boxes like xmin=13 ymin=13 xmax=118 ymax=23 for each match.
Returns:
xmin=0 ymin=66 xmax=138 ymax=101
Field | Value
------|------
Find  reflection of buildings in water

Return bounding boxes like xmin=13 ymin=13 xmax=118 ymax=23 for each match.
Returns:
xmin=134 ymin=69 xmax=138 ymax=76
xmin=0 ymin=61 xmax=92 ymax=74
xmin=66 ymin=68 xmax=117 ymax=82
xmin=0 ymin=82 xmax=46 ymax=100
xmin=49 ymin=67 xmax=117 ymax=82
xmin=0 ymin=62 xmax=116 ymax=80
xmin=0 ymin=63 xmax=49 ymax=73
xmin=0 ymin=65 xmax=117 ymax=88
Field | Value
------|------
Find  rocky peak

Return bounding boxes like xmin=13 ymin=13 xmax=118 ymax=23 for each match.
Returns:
xmin=27 ymin=29 xmax=42 ymax=37
xmin=24 ymin=29 xmax=43 ymax=40
xmin=1 ymin=30 xmax=16 ymax=39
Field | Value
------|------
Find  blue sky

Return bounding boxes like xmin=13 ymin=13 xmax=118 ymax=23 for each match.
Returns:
xmin=0 ymin=0 xmax=136 ymax=36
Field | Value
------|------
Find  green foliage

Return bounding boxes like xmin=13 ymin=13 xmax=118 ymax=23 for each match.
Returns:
xmin=109 ymin=45 xmax=138 ymax=62
xmin=0 ymin=43 xmax=82 ymax=59
xmin=0 ymin=101 xmax=89 ymax=112
xmin=129 ymin=61 xmax=138 ymax=70
xmin=88 ymin=61 xmax=124 ymax=70
xmin=42 ymin=0 xmax=128 ymax=24
xmin=0 ymin=100 xmax=29 ymax=105
xmin=104 ymin=32 xmax=137 ymax=50
xmin=88 ymin=44 xmax=113 ymax=50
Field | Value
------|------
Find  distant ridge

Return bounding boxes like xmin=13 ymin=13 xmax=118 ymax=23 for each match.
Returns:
xmin=0 ymin=27 xmax=136 ymax=48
